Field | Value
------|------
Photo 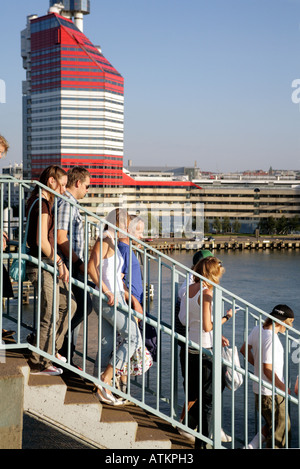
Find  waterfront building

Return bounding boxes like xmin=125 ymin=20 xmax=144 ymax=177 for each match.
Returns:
xmin=193 ymin=172 xmax=300 ymax=233
xmin=125 ymin=166 xmax=300 ymax=233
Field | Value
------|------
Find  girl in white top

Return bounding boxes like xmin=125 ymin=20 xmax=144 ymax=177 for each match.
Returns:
xmin=179 ymin=256 xmax=232 ymax=350
xmin=88 ymin=209 xmax=142 ymax=405
xmin=178 ymin=256 xmax=233 ymax=447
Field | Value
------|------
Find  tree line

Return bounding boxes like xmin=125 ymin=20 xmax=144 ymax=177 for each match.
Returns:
xmin=206 ymin=216 xmax=300 ymax=235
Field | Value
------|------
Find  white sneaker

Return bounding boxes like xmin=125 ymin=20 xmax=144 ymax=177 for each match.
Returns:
xmin=221 ymin=428 xmax=232 ymax=442
xmin=56 ymin=352 xmax=67 ymax=363
xmin=31 ymin=365 xmax=63 ymax=376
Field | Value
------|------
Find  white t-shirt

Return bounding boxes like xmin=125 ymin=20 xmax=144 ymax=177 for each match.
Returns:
xmin=178 ymin=286 xmax=213 ymax=349
xmin=248 ymin=325 xmax=284 ymax=396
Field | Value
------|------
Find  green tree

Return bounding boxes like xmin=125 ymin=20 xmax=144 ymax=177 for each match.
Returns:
xmin=212 ymin=217 xmax=222 ymax=233
xmin=276 ymin=216 xmax=288 ymax=235
xmin=222 ymin=217 xmax=232 ymax=233
xmin=232 ymin=220 xmax=241 ymax=234
xmin=258 ymin=217 xmax=276 ymax=235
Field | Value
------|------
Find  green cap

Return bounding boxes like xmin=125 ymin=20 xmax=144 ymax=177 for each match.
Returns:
xmin=193 ymin=249 xmax=213 ymax=265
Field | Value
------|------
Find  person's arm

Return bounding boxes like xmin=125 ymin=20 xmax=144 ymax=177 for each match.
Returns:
xmin=88 ymin=238 xmax=115 ymax=306
xmin=38 ymin=213 xmax=69 ymax=282
xmin=2 ymin=232 xmax=8 ymax=250
xmin=202 ymin=290 xmax=214 ymax=332
xmin=240 ymin=342 xmax=254 ymax=366
xmin=57 ymin=229 xmax=84 ymax=274
xmin=124 ymin=289 xmax=143 ymax=322
xmin=263 ymin=363 xmax=291 ymax=394
xmin=38 ymin=212 xmax=54 ymax=259
xmin=202 ymin=290 xmax=232 ymax=332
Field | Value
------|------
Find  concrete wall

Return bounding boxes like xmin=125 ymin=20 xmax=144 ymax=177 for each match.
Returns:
xmin=0 ymin=357 xmax=24 ymax=449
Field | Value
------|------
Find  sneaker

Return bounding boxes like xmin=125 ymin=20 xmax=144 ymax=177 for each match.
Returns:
xmin=55 ymin=352 xmax=67 ymax=363
xmin=31 ymin=365 xmax=63 ymax=376
xmin=221 ymin=428 xmax=232 ymax=443
xmin=178 ymin=419 xmax=196 ymax=442
xmin=178 ymin=427 xmax=196 ymax=442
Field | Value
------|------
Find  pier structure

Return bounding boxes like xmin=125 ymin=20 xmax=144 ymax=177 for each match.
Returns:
xmin=144 ymin=237 xmax=300 ymax=254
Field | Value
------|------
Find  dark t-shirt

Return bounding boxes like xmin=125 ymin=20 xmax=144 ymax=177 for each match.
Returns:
xmin=26 ymin=196 xmax=54 ymax=257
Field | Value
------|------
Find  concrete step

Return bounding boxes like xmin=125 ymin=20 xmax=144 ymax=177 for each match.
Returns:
xmin=3 ymin=349 xmax=193 ymax=449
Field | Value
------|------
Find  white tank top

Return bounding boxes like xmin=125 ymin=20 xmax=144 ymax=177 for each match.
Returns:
xmin=178 ymin=285 xmax=213 ymax=349
xmin=99 ymin=231 xmax=124 ymax=293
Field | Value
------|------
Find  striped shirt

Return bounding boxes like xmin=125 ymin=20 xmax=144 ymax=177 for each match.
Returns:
xmin=57 ymin=191 xmax=84 ymax=262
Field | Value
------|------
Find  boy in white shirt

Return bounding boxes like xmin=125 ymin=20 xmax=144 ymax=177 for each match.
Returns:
xmin=240 ymin=304 xmax=294 ymax=449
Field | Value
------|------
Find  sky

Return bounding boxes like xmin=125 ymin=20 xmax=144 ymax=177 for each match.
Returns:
xmin=1 ymin=0 xmax=300 ymax=173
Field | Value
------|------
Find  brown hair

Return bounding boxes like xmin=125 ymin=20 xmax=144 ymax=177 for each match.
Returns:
xmin=67 ymin=166 xmax=90 ymax=188
xmin=193 ymin=256 xmax=225 ymax=288
xmin=28 ymin=165 xmax=67 ymax=206
xmin=0 ymin=135 xmax=9 ymax=154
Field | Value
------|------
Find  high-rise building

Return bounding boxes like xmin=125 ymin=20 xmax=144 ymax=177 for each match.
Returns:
xmin=21 ymin=2 xmax=203 ymax=235
xmin=21 ymin=1 xmax=124 ymax=186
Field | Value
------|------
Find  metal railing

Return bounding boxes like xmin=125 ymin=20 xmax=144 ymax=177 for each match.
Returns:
xmin=1 ymin=176 xmax=300 ymax=449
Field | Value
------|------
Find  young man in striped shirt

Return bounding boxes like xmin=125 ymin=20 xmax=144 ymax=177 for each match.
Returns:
xmin=57 ymin=166 xmax=92 ymax=366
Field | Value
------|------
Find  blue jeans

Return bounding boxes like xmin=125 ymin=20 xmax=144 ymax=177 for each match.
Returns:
xmin=93 ymin=291 xmax=142 ymax=374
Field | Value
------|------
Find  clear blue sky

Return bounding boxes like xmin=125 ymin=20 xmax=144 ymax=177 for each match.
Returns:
xmin=1 ymin=0 xmax=300 ymax=173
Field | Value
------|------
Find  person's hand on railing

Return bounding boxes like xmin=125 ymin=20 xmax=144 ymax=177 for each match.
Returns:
xmin=58 ymin=262 xmax=69 ymax=283
xmin=105 ymin=290 xmax=114 ymax=306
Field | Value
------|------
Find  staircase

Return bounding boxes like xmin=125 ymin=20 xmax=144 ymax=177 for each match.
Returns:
xmin=3 ymin=349 xmax=193 ymax=450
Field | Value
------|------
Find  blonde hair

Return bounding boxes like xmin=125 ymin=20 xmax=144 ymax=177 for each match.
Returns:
xmin=193 ymin=256 xmax=225 ymax=288
xmin=0 ymin=135 xmax=9 ymax=154
xmin=104 ymin=208 xmax=130 ymax=236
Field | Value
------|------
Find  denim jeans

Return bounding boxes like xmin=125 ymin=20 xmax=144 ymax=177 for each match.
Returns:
xmin=93 ymin=291 xmax=142 ymax=374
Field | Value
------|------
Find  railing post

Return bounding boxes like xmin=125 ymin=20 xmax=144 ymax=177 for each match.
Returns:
xmin=212 ymin=286 xmax=223 ymax=449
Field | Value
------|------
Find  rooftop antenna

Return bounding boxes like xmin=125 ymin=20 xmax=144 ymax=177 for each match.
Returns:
xmin=49 ymin=0 xmax=91 ymax=32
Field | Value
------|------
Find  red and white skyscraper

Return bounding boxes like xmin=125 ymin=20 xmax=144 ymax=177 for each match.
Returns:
xmin=21 ymin=1 xmax=124 ymax=187
xmin=21 ymin=1 xmax=203 ymax=236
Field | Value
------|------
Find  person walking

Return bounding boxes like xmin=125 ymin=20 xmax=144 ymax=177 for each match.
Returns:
xmin=26 ymin=166 xmax=76 ymax=376
xmin=240 ymin=304 xmax=294 ymax=449
xmin=57 ymin=166 xmax=93 ymax=365
xmin=88 ymin=208 xmax=142 ymax=405
xmin=178 ymin=256 xmax=234 ymax=448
